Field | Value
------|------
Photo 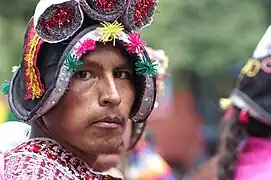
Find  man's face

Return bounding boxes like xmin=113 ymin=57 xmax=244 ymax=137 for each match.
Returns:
xmin=43 ymin=43 xmax=135 ymax=155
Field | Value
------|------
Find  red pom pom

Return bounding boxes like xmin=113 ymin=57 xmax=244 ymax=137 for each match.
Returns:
xmin=239 ymin=110 xmax=250 ymax=124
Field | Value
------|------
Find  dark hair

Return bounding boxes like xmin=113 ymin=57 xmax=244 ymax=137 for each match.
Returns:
xmin=217 ymin=107 xmax=271 ymax=180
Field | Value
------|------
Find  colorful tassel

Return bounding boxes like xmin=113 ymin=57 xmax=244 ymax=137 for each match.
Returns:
xmin=64 ymin=53 xmax=83 ymax=72
xmin=24 ymin=27 xmax=44 ymax=100
xmin=2 ymin=80 xmax=10 ymax=95
xmin=97 ymin=20 xmax=124 ymax=46
xmin=124 ymin=33 xmax=146 ymax=54
xmin=135 ymin=55 xmax=157 ymax=76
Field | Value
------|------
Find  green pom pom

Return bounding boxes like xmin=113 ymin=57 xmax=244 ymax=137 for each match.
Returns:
xmin=135 ymin=55 xmax=158 ymax=76
xmin=2 ymin=80 xmax=10 ymax=95
xmin=64 ymin=53 xmax=83 ymax=72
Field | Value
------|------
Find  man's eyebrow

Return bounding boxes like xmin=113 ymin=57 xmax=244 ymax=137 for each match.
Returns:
xmin=114 ymin=61 xmax=131 ymax=70
xmin=81 ymin=60 xmax=104 ymax=70
xmin=82 ymin=58 xmax=132 ymax=71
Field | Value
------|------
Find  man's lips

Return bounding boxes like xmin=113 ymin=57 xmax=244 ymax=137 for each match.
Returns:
xmin=91 ymin=117 xmax=124 ymax=129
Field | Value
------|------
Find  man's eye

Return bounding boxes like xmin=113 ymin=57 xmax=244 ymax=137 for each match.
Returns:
xmin=114 ymin=71 xmax=131 ymax=79
xmin=74 ymin=71 xmax=93 ymax=80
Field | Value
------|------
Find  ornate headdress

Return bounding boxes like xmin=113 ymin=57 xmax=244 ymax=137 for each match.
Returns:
xmin=3 ymin=0 xmax=159 ymax=127
xmin=220 ymin=25 xmax=271 ymax=125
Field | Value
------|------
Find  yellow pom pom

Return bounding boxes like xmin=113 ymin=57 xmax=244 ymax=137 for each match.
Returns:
xmin=12 ymin=66 xmax=19 ymax=73
xmin=219 ymin=98 xmax=233 ymax=110
xmin=97 ymin=20 xmax=124 ymax=46
xmin=240 ymin=59 xmax=261 ymax=77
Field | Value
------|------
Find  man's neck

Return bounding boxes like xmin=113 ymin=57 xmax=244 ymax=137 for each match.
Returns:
xmin=30 ymin=119 xmax=98 ymax=168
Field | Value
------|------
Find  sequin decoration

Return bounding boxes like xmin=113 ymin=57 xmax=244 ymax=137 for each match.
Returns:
xmin=97 ymin=20 xmax=124 ymax=46
xmin=76 ymin=38 xmax=96 ymax=56
xmin=124 ymin=33 xmax=146 ymax=54
xmin=95 ymin=0 xmax=118 ymax=10
xmin=135 ymin=55 xmax=158 ymax=76
xmin=24 ymin=28 xmax=44 ymax=100
xmin=40 ymin=7 xmax=72 ymax=35
xmin=134 ymin=0 xmax=156 ymax=24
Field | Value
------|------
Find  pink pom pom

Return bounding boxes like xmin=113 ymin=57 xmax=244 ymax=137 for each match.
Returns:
xmin=76 ymin=39 xmax=96 ymax=56
xmin=239 ymin=111 xmax=250 ymax=124
xmin=124 ymin=33 xmax=146 ymax=54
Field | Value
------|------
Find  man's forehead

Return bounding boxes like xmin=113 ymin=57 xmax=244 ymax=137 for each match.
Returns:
xmin=81 ymin=43 xmax=132 ymax=69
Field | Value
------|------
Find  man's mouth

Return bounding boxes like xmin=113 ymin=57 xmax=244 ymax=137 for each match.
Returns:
xmin=91 ymin=117 xmax=124 ymax=129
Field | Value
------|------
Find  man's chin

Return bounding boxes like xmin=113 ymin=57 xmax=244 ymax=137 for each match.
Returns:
xmin=94 ymin=145 xmax=122 ymax=155
xmin=88 ymin=139 xmax=124 ymax=155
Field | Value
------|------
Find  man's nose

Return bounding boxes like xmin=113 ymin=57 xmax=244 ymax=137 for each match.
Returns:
xmin=98 ymin=74 xmax=121 ymax=107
